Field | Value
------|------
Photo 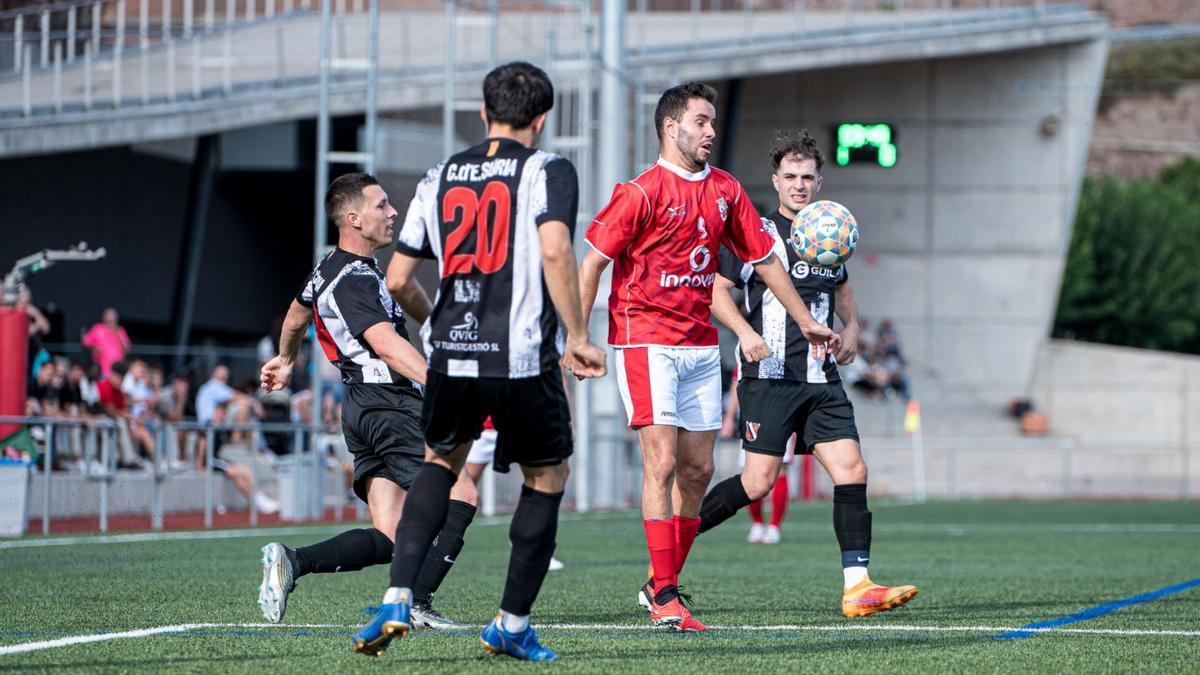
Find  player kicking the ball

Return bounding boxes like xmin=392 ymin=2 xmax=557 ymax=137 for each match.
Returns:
xmin=579 ymin=83 xmax=834 ymax=632
xmin=697 ymin=130 xmax=918 ymax=617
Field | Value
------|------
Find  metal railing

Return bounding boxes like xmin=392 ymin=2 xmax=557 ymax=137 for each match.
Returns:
xmin=0 ymin=415 xmax=349 ymax=536
xmin=2 ymin=0 xmax=318 ymax=76
xmin=0 ymin=0 xmax=1088 ymax=120
xmin=1 ymin=411 xmax=1193 ymax=538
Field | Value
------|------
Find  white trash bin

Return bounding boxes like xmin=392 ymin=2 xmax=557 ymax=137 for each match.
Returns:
xmin=0 ymin=460 xmax=32 ymax=537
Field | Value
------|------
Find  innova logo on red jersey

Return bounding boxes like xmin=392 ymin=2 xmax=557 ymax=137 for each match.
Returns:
xmin=659 ymin=246 xmax=716 ymax=288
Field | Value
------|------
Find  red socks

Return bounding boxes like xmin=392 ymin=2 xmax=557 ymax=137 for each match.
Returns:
xmin=674 ymin=515 xmax=701 ymax=576
xmin=770 ymin=474 xmax=789 ymax=528
xmin=644 ymin=519 xmax=677 ymax=593
xmin=747 ymin=498 xmax=764 ymax=524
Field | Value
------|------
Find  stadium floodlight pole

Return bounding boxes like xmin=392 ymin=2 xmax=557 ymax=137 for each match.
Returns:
xmin=313 ymin=0 xmax=334 ymax=459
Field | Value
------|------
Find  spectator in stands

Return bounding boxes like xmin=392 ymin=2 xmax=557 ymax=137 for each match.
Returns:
xmin=878 ymin=319 xmax=902 ymax=358
xmin=121 ymin=359 xmax=156 ymax=421
xmin=97 ymin=360 xmax=156 ymax=467
xmin=203 ymin=401 xmax=280 ymax=515
xmin=226 ymin=377 xmax=264 ymax=444
xmin=856 ymin=318 xmax=876 ymax=359
xmin=82 ymin=308 xmax=131 ymax=377
xmin=59 ymin=362 xmax=89 ymax=417
xmin=18 ymin=288 xmax=52 ymax=384
xmin=156 ymin=372 xmax=191 ymax=424
xmin=31 ymin=361 xmax=62 ymax=417
xmin=196 ymin=365 xmax=235 ymax=425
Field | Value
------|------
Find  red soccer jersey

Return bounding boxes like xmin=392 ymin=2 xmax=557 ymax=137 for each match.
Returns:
xmin=586 ymin=159 xmax=774 ymax=347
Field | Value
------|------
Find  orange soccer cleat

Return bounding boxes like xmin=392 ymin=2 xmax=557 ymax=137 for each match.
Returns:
xmin=841 ymin=577 xmax=919 ymax=618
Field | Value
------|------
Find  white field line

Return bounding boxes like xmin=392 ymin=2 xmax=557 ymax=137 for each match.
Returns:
xmin=3 ymin=621 xmax=1199 ymax=655
xmin=0 ymin=623 xmax=348 ymax=655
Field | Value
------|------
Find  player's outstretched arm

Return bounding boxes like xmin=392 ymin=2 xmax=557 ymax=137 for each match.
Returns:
xmin=541 ymin=221 xmax=606 ymax=379
xmin=753 ymin=257 xmax=837 ymax=361
xmin=386 ymin=251 xmax=433 ymax=324
xmin=361 ymin=322 xmax=429 ymax=386
xmin=711 ymin=275 xmax=769 ymax=363
xmin=261 ymin=299 xmax=313 ymax=392
xmin=833 ymin=280 xmax=861 ymax=365
xmin=577 ymin=247 xmax=610 ymax=329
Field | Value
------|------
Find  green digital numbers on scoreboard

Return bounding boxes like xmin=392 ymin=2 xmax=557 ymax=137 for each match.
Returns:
xmin=835 ymin=123 xmax=897 ymax=168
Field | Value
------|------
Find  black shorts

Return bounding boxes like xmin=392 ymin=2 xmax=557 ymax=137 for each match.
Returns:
xmin=342 ymin=384 xmax=425 ymax=502
xmin=422 ymin=369 xmax=572 ymax=473
xmin=737 ymin=379 xmax=859 ymax=456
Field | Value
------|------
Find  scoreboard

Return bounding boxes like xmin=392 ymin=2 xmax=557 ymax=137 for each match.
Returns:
xmin=834 ymin=123 xmax=897 ymax=168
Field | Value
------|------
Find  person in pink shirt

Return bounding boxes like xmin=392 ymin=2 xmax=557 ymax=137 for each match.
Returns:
xmin=82 ymin=308 xmax=131 ymax=377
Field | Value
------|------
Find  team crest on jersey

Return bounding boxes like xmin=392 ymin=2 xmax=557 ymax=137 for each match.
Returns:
xmin=745 ymin=421 xmax=760 ymax=442
xmin=716 ymin=197 xmax=729 ymax=222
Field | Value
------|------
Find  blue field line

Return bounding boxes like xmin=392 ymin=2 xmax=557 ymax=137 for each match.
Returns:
xmin=995 ymin=578 xmax=1200 ymax=639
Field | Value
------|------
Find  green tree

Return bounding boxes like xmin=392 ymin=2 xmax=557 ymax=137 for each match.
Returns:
xmin=1053 ymin=170 xmax=1200 ymax=354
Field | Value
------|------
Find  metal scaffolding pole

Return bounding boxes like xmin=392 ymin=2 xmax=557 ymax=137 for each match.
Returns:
xmin=597 ymin=0 xmax=627 ymax=207
xmin=443 ymin=0 xmax=456 ymax=157
xmin=312 ymin=0 xmax=332 ymax=453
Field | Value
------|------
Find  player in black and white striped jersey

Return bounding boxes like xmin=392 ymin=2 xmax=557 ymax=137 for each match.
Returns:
xmin=357 ymin=61 xmax=605 ymax=662
xmin=696 ymin=130 xmax=918 ymax=618
xmin=255 ymin=173 xmax=480 ymax=629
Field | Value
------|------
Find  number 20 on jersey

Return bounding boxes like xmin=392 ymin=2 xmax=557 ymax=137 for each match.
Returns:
xmin=442 ymin=181 xmax=511 ymax=275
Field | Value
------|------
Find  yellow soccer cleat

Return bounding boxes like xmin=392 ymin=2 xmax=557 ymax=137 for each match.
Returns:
xmin=841 ymin=577 xmax=919 ymax=618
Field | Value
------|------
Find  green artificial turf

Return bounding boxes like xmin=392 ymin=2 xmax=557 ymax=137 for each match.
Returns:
xmin=1 ymin=501 xmax=1197 ymax=672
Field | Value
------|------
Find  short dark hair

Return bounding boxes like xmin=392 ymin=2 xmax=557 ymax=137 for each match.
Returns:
xmin=483 ymin=61 xmax=554 ymax=129
xmin=110 ymin=361 xmax=128 ymax=377
xmin=325 ymin=172 xmax=380 ymax=227
xmin=654 ymin=82 xmax=718 ymax=141
xmin=770 ymin=129 xmax=824 ymax=173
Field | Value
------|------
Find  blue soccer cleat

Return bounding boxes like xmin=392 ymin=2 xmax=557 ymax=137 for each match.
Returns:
xmin=352 ymin=601 xmax=411 ymax=656
xmin=480 ymin=615 xmax=558 ymax=662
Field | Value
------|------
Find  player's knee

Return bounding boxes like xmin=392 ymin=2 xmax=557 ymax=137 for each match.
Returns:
xmin=449 ymin=478 xmax=479 ymax=508
xmin=742 ymin=471 xmax=774 ymax=501
xmin=644 ymin=455 xmax=676 ymax=484
xmin=833 ymin=457 xmax=867 ymax=484
xmin=679 ymin=457 xmax=713 ymax=488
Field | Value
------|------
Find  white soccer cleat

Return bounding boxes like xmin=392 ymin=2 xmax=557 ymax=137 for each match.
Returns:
xmin=547 ymin=557 xmax=565 ymax=571
xmin=762 ymin=525 xmax=781 ymax=545
xmin=258 ymin=542 xmax=297 ymax=623
xmin=411 ymin=601 xmax=468 ymax=630
xmin=748 ymin=523 xmax=765 ymax=544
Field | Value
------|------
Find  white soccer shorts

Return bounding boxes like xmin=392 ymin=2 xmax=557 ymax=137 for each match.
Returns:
xmin=466 ymin=428 xmax=498 ymax=465
xmin=615 ymin=346 xmax=722 ymax=431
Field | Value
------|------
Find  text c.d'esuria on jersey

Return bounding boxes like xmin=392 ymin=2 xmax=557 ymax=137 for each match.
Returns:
xmin=445 ymin=158 xmax=520 ymax=182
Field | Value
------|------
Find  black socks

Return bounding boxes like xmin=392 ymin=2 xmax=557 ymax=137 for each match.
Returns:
xmin=833 ymin=483 xmax=872 ymax=561
xmin=389 ymin=462 xmax=458 ymax=589
xmin=413 ymin=499 xmax=477 ymax=605
xmin=698 ymin=474 xmax=754 ymax=534
xmin=294 ymin=528 xmax=392 ymax=576
xmin=499 ymin=485 xmax=564 ymax=616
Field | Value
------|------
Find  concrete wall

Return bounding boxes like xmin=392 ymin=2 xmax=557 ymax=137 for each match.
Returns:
xmin=727 ymin=41 xmax=1109 ymax=416
xmin=1030 ymin=339 xmax=1200 ymax=444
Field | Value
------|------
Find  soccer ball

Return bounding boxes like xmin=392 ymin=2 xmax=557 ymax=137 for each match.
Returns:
xmin=789 ymin=200 xmax=859 ymax=268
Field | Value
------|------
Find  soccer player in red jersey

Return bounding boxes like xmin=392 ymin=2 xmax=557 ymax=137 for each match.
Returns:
xmin=578 ymin=82 xmax=835 ymax=631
